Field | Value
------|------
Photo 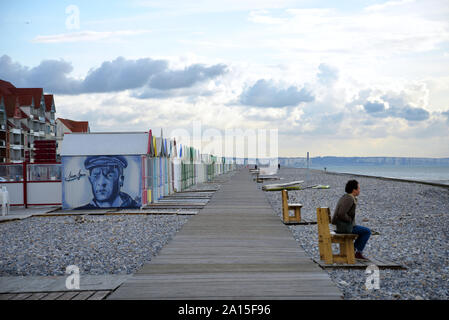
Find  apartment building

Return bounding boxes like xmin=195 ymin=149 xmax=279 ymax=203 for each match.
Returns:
xmin=0 ymin=80 xmax=57 ymax=163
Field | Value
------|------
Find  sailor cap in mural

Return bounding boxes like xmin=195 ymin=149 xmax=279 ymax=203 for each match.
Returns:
xmin=84 ymin=155 xmax=128 ymax=170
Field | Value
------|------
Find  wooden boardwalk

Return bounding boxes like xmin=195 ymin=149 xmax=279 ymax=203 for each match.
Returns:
xmin=108 ymin=169 xmax=342 ymax=300
xmin=0 ymin=290 xmax=112 ymax=300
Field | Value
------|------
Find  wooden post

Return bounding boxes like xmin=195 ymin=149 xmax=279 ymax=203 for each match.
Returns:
xmin=316 ymin=207 xmax=333 ymax=264
xmin=281 ymin=189 xmax=289 ymax=223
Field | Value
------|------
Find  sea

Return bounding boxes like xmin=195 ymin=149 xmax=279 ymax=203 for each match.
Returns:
xmin=307 ymin=165 xmax=449 ymax=185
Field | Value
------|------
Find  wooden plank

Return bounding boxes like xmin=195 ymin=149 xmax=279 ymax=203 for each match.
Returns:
xmin=25 ymin=292 xmax=49 ymax=300
xmin=87 ymin=291 xmax=111 ymax=300
xmin=314 ymin=258 xmax=405 ymax=269
xmin=40 ymin=292 xmax=65 ymax=300
xmin=56 ymin=291 xmax=81 ymax=300
xmin=71 ymin=291 xmax=95 ymax=300
xmin=0 ymin=293 xmax=17 ymax=300
xmin=109 ymin=170 xmax=342 ymax=300
xmin=10 ymin=293 xmax=33 ymax=300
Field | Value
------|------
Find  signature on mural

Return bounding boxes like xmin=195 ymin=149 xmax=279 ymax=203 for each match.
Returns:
xmin=75 ymin=155 xmax=140 ymax=209
xmin=65 ymin=169 xmax=87 ymax=182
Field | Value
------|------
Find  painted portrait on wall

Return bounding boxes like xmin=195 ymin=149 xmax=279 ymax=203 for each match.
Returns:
xmin=62 ymin=155 xmax=141 ymax=209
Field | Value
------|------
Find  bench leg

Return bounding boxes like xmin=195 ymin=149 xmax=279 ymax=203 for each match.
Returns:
xmin=292 ymin=207 xmax=301 ymax=223
xmin=340 ymin=239 xmax=356 ymax=264
xmin=282 ymin=209 xmax=289 ymax=224
xmin=318 ymin=236 xmax=333 ymax=264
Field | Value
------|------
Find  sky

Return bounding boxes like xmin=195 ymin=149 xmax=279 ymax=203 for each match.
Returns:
xmin=1 ymin=0 xmax=449 ymax=158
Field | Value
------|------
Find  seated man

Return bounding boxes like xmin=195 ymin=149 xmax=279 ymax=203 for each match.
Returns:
xmin=331 ymin=179 xmax=371 ymax=261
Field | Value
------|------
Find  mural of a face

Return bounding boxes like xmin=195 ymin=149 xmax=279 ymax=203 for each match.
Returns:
xmin=88 ymin=166 xmax=124 ymax=203
xmin=62 ymin=154 xmax=141 ymax=210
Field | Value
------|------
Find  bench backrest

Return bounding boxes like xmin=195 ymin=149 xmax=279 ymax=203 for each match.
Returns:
xmin=317 ymin=207 xmax=333 ymax=263
xmin=281 ymin=189 xmax=289 ymax=217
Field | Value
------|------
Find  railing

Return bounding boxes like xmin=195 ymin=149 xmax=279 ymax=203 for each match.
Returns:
xmin=0 ymin=162 xmax=62 ymax=207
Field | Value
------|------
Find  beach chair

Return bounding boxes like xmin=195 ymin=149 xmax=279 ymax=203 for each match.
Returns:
xmin=0 ymin=186 xmax=10 ymax=216
xmin=281 ymin=189 xmax=302 ymax=224
xmin=316 ymin=207 xmax=358 ymax=264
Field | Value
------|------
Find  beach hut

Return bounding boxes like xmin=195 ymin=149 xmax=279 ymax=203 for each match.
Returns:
xmin=61 ymin=131 xmax=177 ymax=209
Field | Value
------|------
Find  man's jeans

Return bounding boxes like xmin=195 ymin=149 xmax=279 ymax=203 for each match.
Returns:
xmin=352 ymin=225 xmax=371 ymax=252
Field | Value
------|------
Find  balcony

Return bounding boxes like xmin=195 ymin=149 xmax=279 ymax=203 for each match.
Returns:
xmin=11 ymin=144 xmax=24 ymax=150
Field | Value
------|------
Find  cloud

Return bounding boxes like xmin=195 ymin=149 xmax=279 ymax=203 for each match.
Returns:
xmin=359 ymin=93 xmax=430 ymax=121
xmin=32 ymin=30 xmax=152 ymax=43
xmin=391 ymin=105 xmax=430 ymax=121
xmin=443 ymin=110 xmax=449 ymax=123
xmin=132 ymin=87 xmax=215 ymax=99
xmin=148 ymin=64 xmax=227 ymax=90
xmin=248 ymin=10 xmax=288 ymax=24
xmin=0 ymin=55 xmax=79 ymax=92
xmin=81 ymin=57 xmax=167 ymax=93
xmin=317 ymin=63 xmax=339 ymax=85
xmin=239 ymin=79 xmax=314 ymax=108
xmin=364 ymin=0 xmax=416 ymax=12
xmin=363 ymin=101 xmax=386 ymax=113
xmin=0 ymin=55 xmax=226 ymax=96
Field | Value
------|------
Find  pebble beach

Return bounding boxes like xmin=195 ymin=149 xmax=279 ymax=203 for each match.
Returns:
xmin=263 ymin=167 xmax=449 ymax=300
xmin=0 ymin=215 xmax=190 ymax=276
xmin=0 ymin=168 xmax=448 ymax=300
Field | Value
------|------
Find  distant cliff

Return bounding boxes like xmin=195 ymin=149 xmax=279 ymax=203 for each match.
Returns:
xmin=279 ymin=156 xmax=449 ymax=168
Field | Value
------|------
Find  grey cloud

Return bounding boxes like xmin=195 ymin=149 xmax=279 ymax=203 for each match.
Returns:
xmin=363 ymin=101 xmax=385 ymax=113
xmin=81 ymin=57 xmax=167 ymax=93
xmin=358 ymin=92 xmax=430 ymax=122
xmin=0 ymin=55 xmax=31 ymax=87
xmin=392 ymin=105 xmax=429 ymax=121
xmin=0 ymin=55 xmax=226 ymax=96
xmin=132 ymin=87 xmax=215 ymax=100
xmin=0 ymin=55 xmax=80 ymax=92
xmin=148 ymin=64 xmax=227 ymax=90
xmin=442 ymin=110 xmax=449 ymax=123
xmin=240 ymin=79 xmax=314 ymax=108
xmin=317 ymin=63 xmax=339 ymax=85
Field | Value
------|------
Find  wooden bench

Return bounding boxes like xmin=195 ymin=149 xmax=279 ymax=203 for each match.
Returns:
xmin=281 ymin=189 xmax=303 ymax=224
xmin=316 ymin=207 xmax=358 ymax=264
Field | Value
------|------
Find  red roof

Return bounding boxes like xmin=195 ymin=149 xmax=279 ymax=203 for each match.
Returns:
xmin=44 ymin=94 xmax=54 ymax=112
xmin=0 ymin=80 xmax=17 ymax=98
xmin=4 ymin=95 xmax=21 ymax=118
xmin=0 ymin=80 xmax=15 ymax=88
xmin=10 ymin=88 xmax=43 ymax=109
xmin=57 ymin=118 xmax=89 ymax=133
xmin=18 ymin=94 xmax=33 ymax=106
xmin=0 ymin=80 xmax=15 ymax=95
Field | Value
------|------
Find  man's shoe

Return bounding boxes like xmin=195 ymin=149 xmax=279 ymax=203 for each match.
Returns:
xmin=355 ymin=251 xmax=369 ymax=261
